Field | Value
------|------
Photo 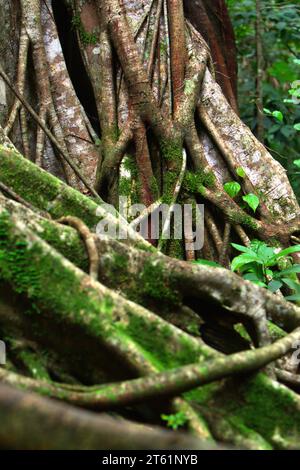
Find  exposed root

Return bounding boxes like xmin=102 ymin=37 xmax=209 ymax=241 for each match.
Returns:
xmin=1 ymin=328 xmax=299 ymax=409
xmin=0 ymin=66 xmax=102 ymax=203
xmin=275 ymin=369 xmax=300 ymax=389
xmin=57 ymin=216 xmax=99 ymax=280
xmin=4 ymin=23 xmax=29 ymax=137
xmin=0 ymin=384 xmax=211 ymax=450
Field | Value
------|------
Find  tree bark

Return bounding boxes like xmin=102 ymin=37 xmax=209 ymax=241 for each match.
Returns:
xmin=0 ymin=0 xmax=300 ymax=450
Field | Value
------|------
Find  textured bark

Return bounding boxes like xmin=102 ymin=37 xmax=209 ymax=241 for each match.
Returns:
xmin=1 ymin=191 xmax=300 ymax=448
xmin=41 ymin=0 xmax=99 ymax=186
xmin=0 ymin=0 xmax=300 ymax=451
xmin=1 ymin=0 xmax=298 ymax=249
xmin=184 ymin=0 xmax=238 ymax=111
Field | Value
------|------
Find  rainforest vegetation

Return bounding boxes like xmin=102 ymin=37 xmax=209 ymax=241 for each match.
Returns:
xmin=0 ymin=0 xmax=300 ymax=451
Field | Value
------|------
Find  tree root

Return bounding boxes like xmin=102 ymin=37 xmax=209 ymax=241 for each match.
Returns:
xmin=0 ymin=383 xmax=216 ymax=450
xmin=57 ymin=216 xmax=99 ymax=280
xmin=1 ymin=328 xmax=300 ymax=409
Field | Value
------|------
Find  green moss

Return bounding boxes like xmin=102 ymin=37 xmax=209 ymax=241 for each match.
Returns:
xmin=119 ymin=176 xmax=131 ymax=197
xmin=139 ymin=258 xmax=180 ymax=305
xmin=161 ymin=172 xmax=177 ymax=204
xmin=0 ymin=211 xmax=114 ymax=338
xmin=123 ymin=155 xmax=138 ymax=176
xmin=17 ymin=350 xmax=51 ymax=381
xmin=224 ymin=374 xmax=300 ymax=447
xmin=116 ymin=310 xmax=200 ymax=371
xmin=229 ymin=211 xmax=259 ymax=231
xmin=0 ymin=228 xmax=41 ymax=300
xmin=0 ymin=148 xmax=60 ymax=210
xmin=0 ymin=146 xmax=101 ymax=229
xmin=150 ymin=176 xmax=159 ymax=199
xmin=168 ymin=239 xmax=184 ymax=260
xmin=160 ymin=140 xmax=182 ymax=162
xmin=39 ymin=219 xmax=88 ymax=272
xmin=71 ymin=14 xmax=98 ymax=46
xmin=106 ymin=253 xmax=129 ymax=286
xmin=134 ymin=241 xmax=156 ymax=253
xmin=120 ymin=155 xmax=141 ymax=204
xmin=183 ymin=170 xmax=216 ymax=192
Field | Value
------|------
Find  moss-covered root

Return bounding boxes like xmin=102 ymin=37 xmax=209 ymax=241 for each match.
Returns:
xmin=0 ymin=207 xmax=212 ymax=438
xmin=0 ymin=383 xmax=215 ymax=450
xmin=2 ymin=207 xmax=300 ymax=447
xmin=0 ymin=144 xmax=152 ymax=249
xmin=2 ymin=190 xmax=300 ymax=348
xmin=2 ymin=191 xmax=300 ymax=345
xmin=1 ymin=327 xmax=299 ymax=409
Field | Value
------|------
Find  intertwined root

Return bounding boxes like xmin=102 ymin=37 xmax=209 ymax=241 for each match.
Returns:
xmin=3 ymin=0 xmax=299 ymax=265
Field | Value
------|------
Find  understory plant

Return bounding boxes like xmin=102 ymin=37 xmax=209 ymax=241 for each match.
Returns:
xmin=195 ymin=240 xmax=300 ymax=302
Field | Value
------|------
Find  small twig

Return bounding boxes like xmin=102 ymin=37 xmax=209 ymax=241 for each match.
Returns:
xmin=57 ymin=216 xmax=99 ymax=280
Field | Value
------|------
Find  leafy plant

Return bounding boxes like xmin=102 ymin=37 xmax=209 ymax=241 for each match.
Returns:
xmin=242 ymin=193 xmax=260 ymax=212
xmin=236 ymin=167 xmax=246 ymax=178
xmin=193 ymin=240 xmax=300 ymax=301
xmin=227 ymin=0 xmax=300 ymax=201
xmin=264 ymin=108 xmax=283 ymax=122
xmin=223 ymin=181 xmax=260 ymax=213
xmin=223 ymin=181 xmax=241 ymax=198
xmin=231 ymin=240 xmax=300 ymax=298
xmin=161 ymin=412 xmax=188 ymax=430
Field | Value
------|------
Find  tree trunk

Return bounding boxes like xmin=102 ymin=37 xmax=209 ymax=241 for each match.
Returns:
xmin=0 ymin=0 xmax=300 ymax=450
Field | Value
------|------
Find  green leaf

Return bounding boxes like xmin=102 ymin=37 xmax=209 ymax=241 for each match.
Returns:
xmin=294 ymin=160 xmax=300 ymax=169
xmin=223 ymin=181 xmax=241 ymax=199
xmin=193 ymin=260 xmax=222 ymax=268
xmin=267 ymin=280 xmax=283 ymax=293
xmin=272 ymin=111 xmax=283 ymax=122
xmin=161 ymin=412 xmax=188 ymax=430
xmin=282 ymin=278 xmax=300 ymax=291
xmin=231 ymin=243 xmax=256 ymax=255
xmin=275 ymin=245 xmax=300 ymax=259
xmin=263 ymin=108 xmax=272 ymax=115
xmin=242 ymin=193 xmax=260 ymax=213
xmin=231 ymin=253 xmax=261 ymax=272
xmin=294 ymin=123 xmax=300 ymax=131
xmin=257 ymin=246 xmax=276 ymax=261
xmin=274 ymin=265 xmax=300 ymax=278
xmin=236 ymin=167 xmax=246 ymax=178
xmin=285 ymin=294 xmax=300 ymax=302
xmin=243 ymin=273 xmax=267 ymax=288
